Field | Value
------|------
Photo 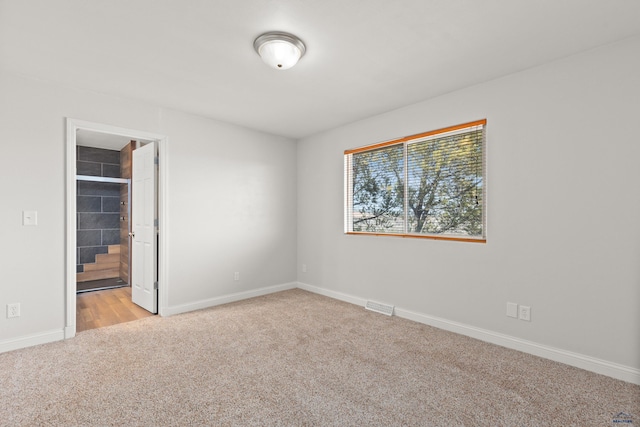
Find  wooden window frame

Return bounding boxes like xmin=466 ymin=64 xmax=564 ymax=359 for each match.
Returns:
xmin=344 ymin=119 xmax=487 ymax=243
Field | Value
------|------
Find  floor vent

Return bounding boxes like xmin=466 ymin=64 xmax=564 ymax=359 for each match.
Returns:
xmin=365 ymin=300 xmax=394 ymax=316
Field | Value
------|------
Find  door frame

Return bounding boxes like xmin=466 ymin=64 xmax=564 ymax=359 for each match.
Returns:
xmin=65 ymin=118 xmax=169 ymax=338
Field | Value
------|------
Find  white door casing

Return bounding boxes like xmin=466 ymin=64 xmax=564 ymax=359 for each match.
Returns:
xmin=131 ymin=142 xmax=158 ymax=313
xmin=66 ymin=118 xmax=167 ymax=338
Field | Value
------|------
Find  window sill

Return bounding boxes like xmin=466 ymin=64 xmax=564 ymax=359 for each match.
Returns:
xmin=345 ymin=231 xmax=486 ymax=244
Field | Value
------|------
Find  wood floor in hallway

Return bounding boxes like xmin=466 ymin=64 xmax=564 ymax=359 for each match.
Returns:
xmin=76 ymin=286 xmax=154 ymax=332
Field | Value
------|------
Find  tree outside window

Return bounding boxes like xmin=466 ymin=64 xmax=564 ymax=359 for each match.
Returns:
xmin=345 ymin=120 xmax=486 ymax=242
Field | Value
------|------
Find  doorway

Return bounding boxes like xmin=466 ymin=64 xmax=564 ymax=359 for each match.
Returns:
xmin=75 ymin=140 xmax=142 ymax=331
xmin=65 ymin=119 xmax=168 ymax=338
xmin=75 ymin=142 xmax=132 ymax=294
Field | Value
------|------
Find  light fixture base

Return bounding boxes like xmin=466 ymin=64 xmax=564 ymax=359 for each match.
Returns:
xmin=253 ymin=31 xmax=306 ymax=70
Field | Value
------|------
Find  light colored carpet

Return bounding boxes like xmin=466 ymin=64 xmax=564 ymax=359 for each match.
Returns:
xmin=1 ymin=289 xmax=638 ymax=426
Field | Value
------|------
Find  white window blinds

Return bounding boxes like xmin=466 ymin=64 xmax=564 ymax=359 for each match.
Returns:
xmin=344 ymin=120 xmax=486 ymax=242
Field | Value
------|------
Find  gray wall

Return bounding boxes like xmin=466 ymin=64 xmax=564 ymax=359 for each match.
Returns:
xmin=161 ymin=109 xmax=298 ymax=310
xmin=0 ymin=68 xmax=297 ymax=348
xmin=296 ymin=36 xmax=640 ymax=371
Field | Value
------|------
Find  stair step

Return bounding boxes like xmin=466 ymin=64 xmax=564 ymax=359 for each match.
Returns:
xmin=77 ymin=268 xmax=120 ymax=283
xmin=108 ymin=245 xmax=121 ymax=254
xmin=84 ymin=261 xmax=120 ymax=272
xmin=95 ymin=253 xmax=119 ymax=264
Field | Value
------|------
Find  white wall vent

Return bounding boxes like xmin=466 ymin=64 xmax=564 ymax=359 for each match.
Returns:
xmin=365 ymin=300 xmax=394 ymax=316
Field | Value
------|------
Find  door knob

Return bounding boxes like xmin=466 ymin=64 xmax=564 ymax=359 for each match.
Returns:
xmin=128 ymin=232 xmax=135 ymax=238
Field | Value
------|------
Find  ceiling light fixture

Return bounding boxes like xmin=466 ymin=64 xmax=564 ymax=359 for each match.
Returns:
xmin=253 ymin=31 xmax=306 ymax=70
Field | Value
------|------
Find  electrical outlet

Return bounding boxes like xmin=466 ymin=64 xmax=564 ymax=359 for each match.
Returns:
xmin=234 ymin=272 xmax=240 ymax=281
xmin=22 ymin=211 xmax=37 ymax=226
xmin=506 ymin=302 xmax=518 ymax=318
xmin=519 ymin=305 xmax=531 ymax=321
xmin=7 ymin=303 xmax=20 ymax=318
xmin=302 ymin=264 xmax=307 ymax=273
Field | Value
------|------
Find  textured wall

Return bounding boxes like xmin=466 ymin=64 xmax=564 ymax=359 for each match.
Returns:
xmin=119 ymin=142 xmax=134 ymax=283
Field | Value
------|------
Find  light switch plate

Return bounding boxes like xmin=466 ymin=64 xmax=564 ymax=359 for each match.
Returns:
xmin=506 ymin=302 xmax=518 ymax=318
xmin=23 ymin=211 xmax=37 ymax=226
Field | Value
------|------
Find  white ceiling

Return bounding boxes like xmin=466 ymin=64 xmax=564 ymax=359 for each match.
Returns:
xmin=1 ymin=1 xmax=639 ymax=140
xmin=76 ymin=129 xmax=130 ymax=151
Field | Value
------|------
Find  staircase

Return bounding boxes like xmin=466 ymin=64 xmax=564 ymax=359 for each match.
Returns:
xmin=77 ymin=245 xmax=121 ymax=282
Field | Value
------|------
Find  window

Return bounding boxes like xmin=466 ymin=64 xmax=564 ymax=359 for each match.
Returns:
xmin=344 ymin=119 xmax=486 ymax=242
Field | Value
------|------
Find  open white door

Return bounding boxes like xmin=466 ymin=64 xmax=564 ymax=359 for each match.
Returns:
xmin=131 ymin=142 xmax=158 ymax=313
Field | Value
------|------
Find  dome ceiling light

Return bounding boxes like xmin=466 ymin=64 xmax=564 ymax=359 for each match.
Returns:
xmin=253 ymin=31 xmax=306 ymax=70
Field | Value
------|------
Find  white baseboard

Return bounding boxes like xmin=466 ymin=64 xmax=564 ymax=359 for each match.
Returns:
xmin=297 ymin=282 xmax=367 ymax=307
xmin=163 ymin=281 xmax=298 ymax=317
xmin=296 ymin=282 xmax=640 ymax=385
xmin=4 ymin=282 xmax=638 ymax=385
xmin=0 ymin=329 xmax=65 ymax=354
xmin=64 ymin=325 xmax=76 ymax=339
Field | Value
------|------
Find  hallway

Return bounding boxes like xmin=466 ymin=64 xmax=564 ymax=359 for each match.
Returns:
xmin=76 ymin=287 xmax=154 ymax=332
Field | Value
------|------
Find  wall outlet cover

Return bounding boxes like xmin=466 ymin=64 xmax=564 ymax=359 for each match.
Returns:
xmin=519 ymin=305 xmax=531 ymax=321
xmin=22 ymin=211 xmax=37 ymax=226
xmin=7 ymin=303 xmax=20 ymax=318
